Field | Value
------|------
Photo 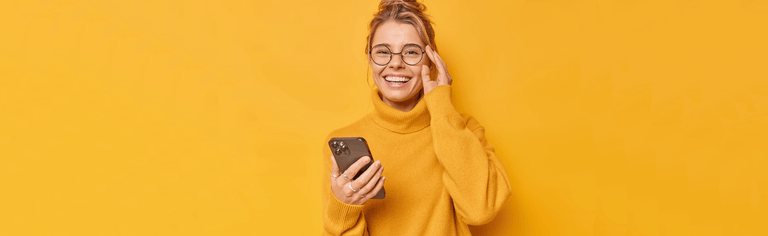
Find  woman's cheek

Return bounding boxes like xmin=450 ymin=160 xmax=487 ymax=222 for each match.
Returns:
xmin=370 ymin=67 xmax=382 ymax=81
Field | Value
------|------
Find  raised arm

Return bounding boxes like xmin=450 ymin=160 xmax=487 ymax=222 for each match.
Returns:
xmin=424 ymin=84 xmax=512 ymax=225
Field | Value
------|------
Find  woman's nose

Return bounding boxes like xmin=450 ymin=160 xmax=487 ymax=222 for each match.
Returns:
xmin=388 ymin=54 xmax=405 ymax=68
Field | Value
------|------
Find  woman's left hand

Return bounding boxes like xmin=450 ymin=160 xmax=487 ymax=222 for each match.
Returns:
xmin=421 ymin=45 xmax=452 ymax=95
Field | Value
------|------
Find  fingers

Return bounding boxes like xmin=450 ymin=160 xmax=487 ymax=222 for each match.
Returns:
xmin=435 ymin=52 xmax=451 ymax=85
xmin=344 ymin=156 xmax=372 ymax=181
xmin=421 ymin=64 xmax=431 ymax=82
xmin=352 ymin=160 xmax=382 ymax=191
xmin=425 ymin=45 xmax=451 ymax=86
xmin=435 ymin=50 xmax=448 ymax=72
xmin=358 ymin=163 xmax=384 ymax=196
xmin=330 ymin=155 xmax=341 ymax=177
xmin=362 ymin=176 xmax=386 ymax=201
xmin=425 ymin=45 xmax=436 ymax=64
xmin=426 ymin=45 xmax=447 ymax=76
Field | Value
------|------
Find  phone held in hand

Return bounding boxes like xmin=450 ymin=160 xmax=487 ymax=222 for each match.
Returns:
xmin=329 ymin=137 xmax=385 ymax=199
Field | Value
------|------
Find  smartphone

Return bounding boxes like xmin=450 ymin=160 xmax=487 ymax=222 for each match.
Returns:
xmin=329 ymin=137 xmax=385 ymax=199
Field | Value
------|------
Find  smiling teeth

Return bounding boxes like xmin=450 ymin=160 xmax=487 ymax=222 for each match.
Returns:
xmin=385 ymin=76 xmax=411 ymax=82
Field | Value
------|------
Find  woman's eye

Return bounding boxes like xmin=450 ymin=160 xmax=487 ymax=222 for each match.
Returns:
xmin=376 ymin=51 xmax=390 ymax=55
xmin=406 ymin=50 xmax=418 ymax=55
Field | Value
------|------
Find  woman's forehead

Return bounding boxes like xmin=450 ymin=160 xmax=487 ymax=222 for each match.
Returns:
xmin=372 ymin=22 xmax=424 ymax=48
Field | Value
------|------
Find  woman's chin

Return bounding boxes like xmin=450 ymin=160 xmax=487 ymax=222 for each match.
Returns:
xmin=381 ymin=90 xmax=417 ymax=103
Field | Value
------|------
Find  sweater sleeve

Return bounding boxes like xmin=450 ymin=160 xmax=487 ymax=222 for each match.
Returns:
xmin=424 ymin=85 xmax=513 ymax=226
xmin=322 ymin=139 xmax=369 ymax=236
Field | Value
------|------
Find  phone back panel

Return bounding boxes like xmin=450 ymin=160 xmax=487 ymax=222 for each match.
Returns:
xmin=328 ymin=137 xmax=385 ymax=199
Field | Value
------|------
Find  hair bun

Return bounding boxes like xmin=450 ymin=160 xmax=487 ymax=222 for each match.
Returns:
xmin=380 ymin=0 xmax=418 ymax=4
xmin=366 ymin=0 xmax=437 ymax=57
xmin=379 ymin=0 xmax=426 ymax=13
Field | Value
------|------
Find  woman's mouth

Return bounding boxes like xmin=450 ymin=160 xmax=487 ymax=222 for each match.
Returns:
xmin=383 ymin=75 xmax=412 ymax=88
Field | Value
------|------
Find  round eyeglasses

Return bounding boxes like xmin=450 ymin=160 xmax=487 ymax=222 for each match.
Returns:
xmin=368 ymin=44 xmax=425 ymax=66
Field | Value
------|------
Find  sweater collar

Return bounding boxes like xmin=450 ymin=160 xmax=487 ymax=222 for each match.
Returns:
xmin=369 ymin=87 xmax=431 ymax=133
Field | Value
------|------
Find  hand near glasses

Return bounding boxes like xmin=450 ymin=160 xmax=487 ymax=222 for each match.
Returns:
xmin=421 ymin=45 xmax=452 ymax=95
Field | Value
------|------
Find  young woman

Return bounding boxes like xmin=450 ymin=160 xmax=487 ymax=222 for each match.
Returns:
xmin=321 ymin=0 xmax=512 ymax=235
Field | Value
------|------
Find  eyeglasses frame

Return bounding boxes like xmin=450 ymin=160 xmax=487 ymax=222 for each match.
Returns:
xmin=368 ymin=44 xmax=426 ymax=66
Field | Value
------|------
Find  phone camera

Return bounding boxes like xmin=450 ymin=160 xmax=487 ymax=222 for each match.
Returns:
xmin=331 ymin=140 xmax=349 ymax=156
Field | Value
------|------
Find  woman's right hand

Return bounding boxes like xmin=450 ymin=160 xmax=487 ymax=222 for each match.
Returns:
xmin=330 ymin=155 xmax=386 ymax=205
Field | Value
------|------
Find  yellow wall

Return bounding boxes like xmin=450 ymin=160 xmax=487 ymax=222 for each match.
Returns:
xmin=1 ymin=0 xmax=767 ymax=235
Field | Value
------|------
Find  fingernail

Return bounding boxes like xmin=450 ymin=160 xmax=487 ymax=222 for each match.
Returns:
xmin=364 ymin=156 xmax=371 ymax=163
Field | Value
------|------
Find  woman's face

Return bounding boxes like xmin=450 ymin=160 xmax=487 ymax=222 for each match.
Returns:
xmin=369 ymin=21 xmax=430 ymax=107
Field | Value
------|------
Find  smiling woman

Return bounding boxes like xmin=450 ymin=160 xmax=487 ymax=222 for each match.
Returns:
xmin=320 ymin=0 xmax=512 ymax=235
xmin=368 ymin=22 xmax=430 ymax=111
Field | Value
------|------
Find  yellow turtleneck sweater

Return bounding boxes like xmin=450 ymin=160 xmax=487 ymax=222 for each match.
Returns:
xmin=322 ymin=85 xmax=512 ymax=236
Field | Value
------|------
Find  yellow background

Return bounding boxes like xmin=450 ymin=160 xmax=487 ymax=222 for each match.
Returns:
xmin=1 ymin=0 xmax=767 ymax=235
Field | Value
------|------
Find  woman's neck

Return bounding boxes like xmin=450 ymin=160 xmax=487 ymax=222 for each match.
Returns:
xmin=381 ymin=92 xmax=423 ymax=112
